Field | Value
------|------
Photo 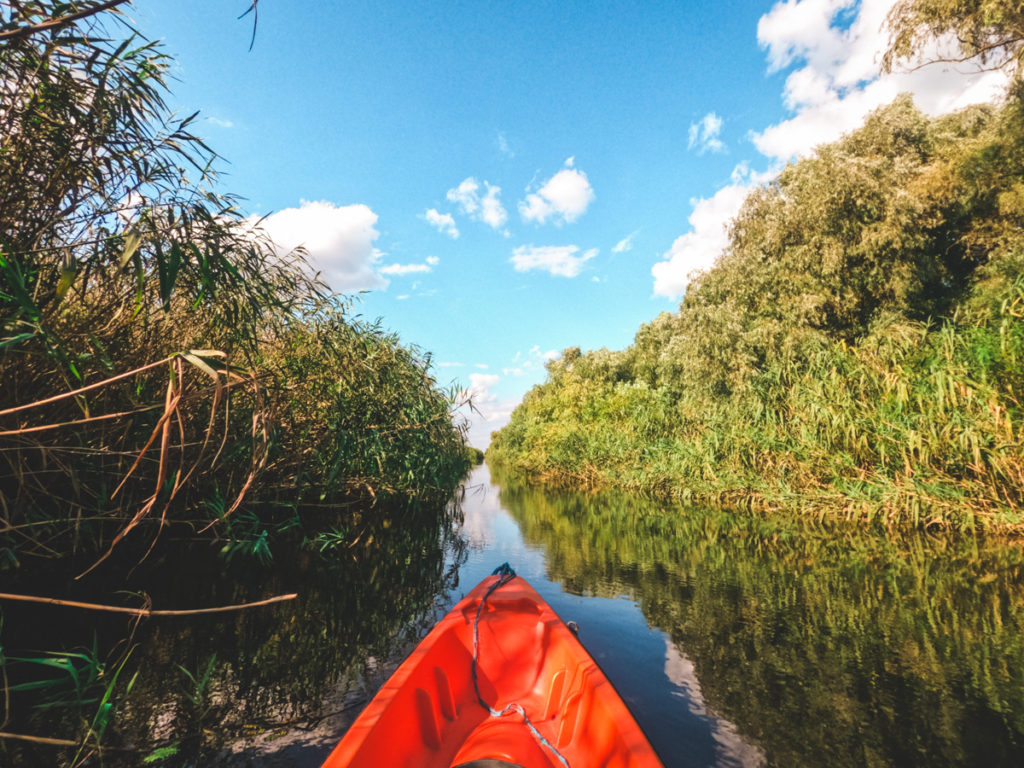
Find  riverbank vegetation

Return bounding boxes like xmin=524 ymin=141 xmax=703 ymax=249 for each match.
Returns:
xmin=0 ymin=2 xmax=471 ymax=573
xmin=491 ymin=91 xmax=1024 ymax=530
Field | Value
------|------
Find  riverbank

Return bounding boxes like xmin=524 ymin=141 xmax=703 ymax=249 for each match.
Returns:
xmin=489 ymin=97 xmax=1024 ymax=533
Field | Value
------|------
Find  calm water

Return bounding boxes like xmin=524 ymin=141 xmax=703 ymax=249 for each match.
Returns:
xmin=3 ymin=463 xmax=1024 ymax=766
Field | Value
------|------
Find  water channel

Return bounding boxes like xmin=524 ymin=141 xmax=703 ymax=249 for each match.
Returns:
xmin=3 ymin=462 xmax=1024 ymax=766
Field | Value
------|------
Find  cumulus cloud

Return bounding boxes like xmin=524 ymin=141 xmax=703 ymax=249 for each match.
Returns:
xmin=652 ymin=165 xmax=774 ymax=299
xmin=688 ymin=112 xmax=725 ymax=154
xmin=504 ymin=345 xmax=560 ymax=375
xmin=752 ymin=0 xmax=1009 ymax=161
xmin=460 ymin=373 xmax=520 ymax=447
xmin=519 ymin=160 xmax=595 ymax=224
xmin=652 ymin=184 xmax=749 ymax=299
xmin=447 ymin=178 xmax=508 ymax=231
xmin=423 ymin=208 xmax=459 ymax=238
xmin=511 ymin=245 xmax=597 ymax=277
xmin=252 ymin=200 xmax=387 ymax=293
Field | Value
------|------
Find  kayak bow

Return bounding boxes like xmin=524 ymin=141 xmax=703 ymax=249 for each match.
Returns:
xmin=322 ymin=566 xmax=663 ymax=768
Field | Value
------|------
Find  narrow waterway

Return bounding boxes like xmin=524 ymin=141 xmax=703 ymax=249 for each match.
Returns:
xmin=448 ymin=464 xmax=767 ymax=768
xmin=439 ymin=463 xmax=1024 ymax=767
xmin=3 ymin=462 xmax=1024 ymax=766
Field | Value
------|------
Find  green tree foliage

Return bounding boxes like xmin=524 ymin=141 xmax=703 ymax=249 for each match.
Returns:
xmin=490 ymin=96 xmax=1024 ymax=530
xmin=0 ymin=2 xmax=470 ymax=565
xmin=885 ymin=0 xmax=1024 ymax=78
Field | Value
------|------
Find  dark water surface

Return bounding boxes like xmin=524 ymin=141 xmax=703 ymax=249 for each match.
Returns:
xmin=3 ymin=463 xmax=1024 ymax=766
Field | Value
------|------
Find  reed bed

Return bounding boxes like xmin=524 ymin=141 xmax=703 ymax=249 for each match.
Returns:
xmin=0 ymin=2 xmax=471 ymax=569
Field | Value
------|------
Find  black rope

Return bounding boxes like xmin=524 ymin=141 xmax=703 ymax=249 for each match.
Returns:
xmin=470 ymin=564 xmax=571 ymax=768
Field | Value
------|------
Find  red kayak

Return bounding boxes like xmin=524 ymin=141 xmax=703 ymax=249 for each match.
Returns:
xmin=322 ymin=565 xmax=663 ymax=767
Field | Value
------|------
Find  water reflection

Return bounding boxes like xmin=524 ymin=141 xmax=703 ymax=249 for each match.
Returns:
xmin=453 ymin=465 xmax=765 ymax=768
xmin=487 ymin=463 xmax=1024 ymax=767
xmin=1 ymin=499 xmax=464 ymax=767
xmin=5 ymin=465 xmax=1023 ymax=767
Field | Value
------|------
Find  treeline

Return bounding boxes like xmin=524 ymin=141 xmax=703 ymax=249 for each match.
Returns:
xmin=0 ymin=2 xmax=470 ymax=568
xmin=490 ymin=94 xmax=1024 ymax=531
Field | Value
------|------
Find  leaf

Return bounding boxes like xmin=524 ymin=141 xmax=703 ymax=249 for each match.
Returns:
xmin=187 ymin=349 xmax=227 ymax=358
xmin=55 ymin=257 xmax=76 ymax=303
xmin=143 ymin=744 xmax=180 ymax=763
xmin=182 ymin=353 xmax=221 ymax=382
xmin=118 ymin=231 xmax=142 ymax=269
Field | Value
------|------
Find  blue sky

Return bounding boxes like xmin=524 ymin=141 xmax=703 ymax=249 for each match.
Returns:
xmin=134 ymin=0 xmax=1006 ymax=446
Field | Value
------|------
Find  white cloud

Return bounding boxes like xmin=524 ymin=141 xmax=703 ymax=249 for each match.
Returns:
xmin=423 ymin=208 xmax=459 ymax=239
xmin=688 ymin=112 xmax=725 ymax=154
xmin=652 ymin=0 xmax=1010 ymax=299
xmin=447 ymin=178 xmax=508 ymax=231
xmin=475 ymin=363 xmax=489 ymax=369
xmin=379 ymin=262 xmax=432 ymax=276
xmin=459 ymin=373 xmax=520 ymax=447
xmin=438 ymin=361 xmax=465 ymax=368
xmin=752 ymin=0 xmax=1010 ymax=161
xmin=511 ymin=245 xmax=597 ymax=277
xmin=503 ymin=346 xmax=560 ymax=376
xmin=252 ymin=200 xmax=387 ymax=293
xmin=207 ymin=117 xmax=235 ymax=129
xmin=426 ymin=256 xmax=440 ymax=266
xmin=471 ymin=375 xmax=499 ymax=391
xmin=652 ymin=172 xmax=764 ymax=299
xmin=612 ymin=230 xmax=639 ymax=253
xmin=497 ymin=132 xmax=514 ymax=158
xmin=519 ymin=161 xmax=595 ymax=224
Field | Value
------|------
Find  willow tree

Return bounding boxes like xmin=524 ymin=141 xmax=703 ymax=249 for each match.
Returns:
xmin=885 ymin=0 xmax=1024 ymax=78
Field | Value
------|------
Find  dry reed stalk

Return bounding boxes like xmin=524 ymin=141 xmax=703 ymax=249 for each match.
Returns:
xmin=0 ymin=591 xmax=298 ymax=615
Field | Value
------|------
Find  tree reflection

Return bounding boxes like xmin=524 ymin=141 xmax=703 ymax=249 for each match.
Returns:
xmin=491 ymin=464 xmax=1024 ymax=767
xmin=1 ymin=498 xmax=465 ymax=766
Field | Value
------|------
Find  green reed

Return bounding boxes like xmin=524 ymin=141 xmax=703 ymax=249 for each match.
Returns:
xmin=0 ymin=2 xmax=471 ymax=568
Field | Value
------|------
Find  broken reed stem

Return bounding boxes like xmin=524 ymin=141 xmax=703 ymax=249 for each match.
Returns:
xmin=0 ymin=591 xmax=298 ymax=616
xmin=0 ymin=731 xmax=80 ymax=747
xmin=0 ymin=356 xmax=175 ymax=420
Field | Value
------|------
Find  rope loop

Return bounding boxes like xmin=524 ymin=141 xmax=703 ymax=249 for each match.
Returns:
xmin=471 ymin=564 xmax=571 ymax=768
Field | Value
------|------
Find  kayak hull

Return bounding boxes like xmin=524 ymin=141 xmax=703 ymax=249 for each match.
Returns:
xmin=321 ymin=573 xmax=663 ymax=768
